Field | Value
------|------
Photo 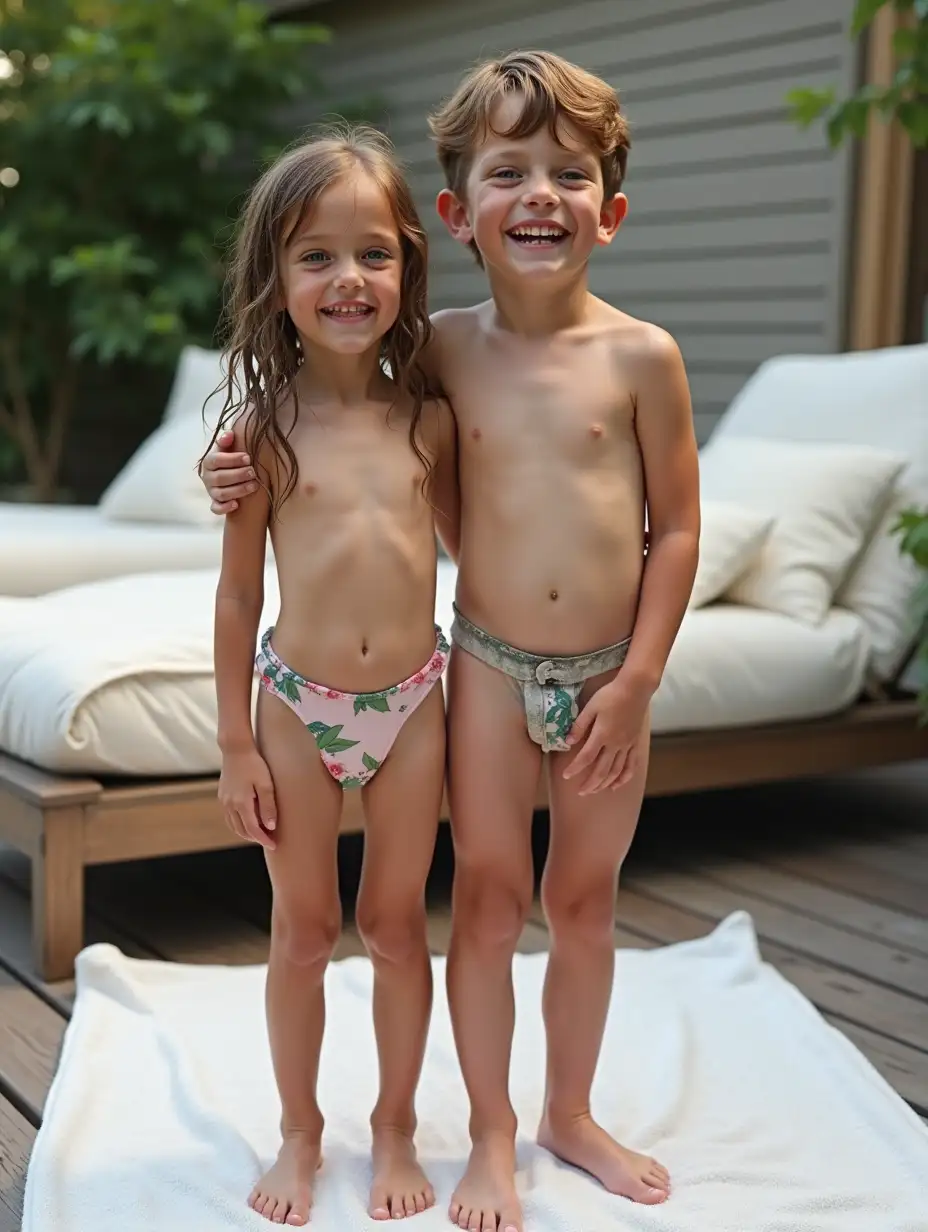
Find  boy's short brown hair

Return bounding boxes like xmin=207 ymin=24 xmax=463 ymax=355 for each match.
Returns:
xmin=428 ymin=49 xmax=630 ymax=204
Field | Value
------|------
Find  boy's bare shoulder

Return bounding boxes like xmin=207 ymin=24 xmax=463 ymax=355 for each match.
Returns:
xmin=592 ymin=300 xmax=683 ymax=369
xmin=430 ymin=301 xmax=493 ymax=345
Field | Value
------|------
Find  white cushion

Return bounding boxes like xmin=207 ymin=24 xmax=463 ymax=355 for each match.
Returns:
xmin=698 ymin=437 xmax=904 ymax=626
xmin=0 ymin=561 xmax=869 ymax=776
xmin=99 ymin=406 xmax=224 ymax=528
xmin=0 ymin=504 xmax=221 ymax=596
xmin=711 ymin=345 xmax=928 ymax=677
xmin=162 ymin=345 xmax=227 ymax=424
xmin=689 ymin=501 xmax=773 ymax=609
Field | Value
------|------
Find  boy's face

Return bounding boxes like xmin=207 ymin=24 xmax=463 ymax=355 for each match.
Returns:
xmin=437 ymin=92 xmax=626 ymax=282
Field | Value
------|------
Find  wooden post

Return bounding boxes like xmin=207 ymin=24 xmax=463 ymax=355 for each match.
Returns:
xmin=32 ymin=805 xmax=87 ymax=982
xmin=848 ymin=6 xmax=916 ymax=350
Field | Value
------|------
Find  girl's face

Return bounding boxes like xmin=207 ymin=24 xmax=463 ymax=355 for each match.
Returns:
xmin=280 ymin=170 xmax=403 ymax=356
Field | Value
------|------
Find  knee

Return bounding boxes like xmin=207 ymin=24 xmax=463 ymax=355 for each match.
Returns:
xmin=543 ymin=880 xmax=616 ymax=949
xmin=356 ymin=903 xmax=426 ymax=966
xmin=273 ymin=902 xmax=341 ymax=969
xmin=455 ymin=865 xmax=532 ymax=951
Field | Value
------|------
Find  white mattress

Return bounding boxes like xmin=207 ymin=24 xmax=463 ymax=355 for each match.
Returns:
xmin=0 ymin=562 xmax=869 ymax=777
xmin=0 ymin=503 xmax=222 ymax=596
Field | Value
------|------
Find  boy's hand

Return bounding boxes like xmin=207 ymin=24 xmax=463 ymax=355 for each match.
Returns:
xmin=199 ymin=429 xmax=258 ymax=515
xmin=218 ymin=748 xmax=278 ymax=849
xmin=563 ymin=680 xmax=650 ymax=795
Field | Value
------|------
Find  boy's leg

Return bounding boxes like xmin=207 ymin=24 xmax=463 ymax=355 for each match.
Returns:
xmin=254 ymin=690 xmax=345 ymax=1227
xmin=357 ymin=684 xmax=445 ymax=1220
xmin=539 ymin=699 xmax=670 ymax=1204
xmin=446 ymin=648 xmax=542 ymax=1232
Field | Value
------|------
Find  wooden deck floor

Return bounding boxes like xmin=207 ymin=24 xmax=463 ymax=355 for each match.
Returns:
xmin=2 ymin=761 xmax=927 ymax=1229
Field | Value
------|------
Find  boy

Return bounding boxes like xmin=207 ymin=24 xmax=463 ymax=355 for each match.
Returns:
xmin=201 ymin=51 xmax=699 ymax=1232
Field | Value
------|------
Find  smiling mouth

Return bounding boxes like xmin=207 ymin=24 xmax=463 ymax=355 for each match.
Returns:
xmin=319 ymin=303 xmax=375 ymax=320
xmin=506 ymin=223 xmax=570 ymax=246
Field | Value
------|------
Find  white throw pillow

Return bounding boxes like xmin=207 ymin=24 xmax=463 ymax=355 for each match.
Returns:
xmin=162 ymin=345 xmax=227 ymax=424
xmin=689 ymin=501 xmax=773 ymax=609
xmin=99 ymin=409 xmax=223 ymax=527
xmin=710 ymin=344 xmax=928 ymax=678
xmin=698 ymin=437 xmax=906 ymax=626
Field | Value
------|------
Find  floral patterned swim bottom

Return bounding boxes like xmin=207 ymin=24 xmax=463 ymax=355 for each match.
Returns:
xmin=450 ymin=605 xmax=630 ymax=754
xmin=256 ymin=627 xmax=450 ymax=789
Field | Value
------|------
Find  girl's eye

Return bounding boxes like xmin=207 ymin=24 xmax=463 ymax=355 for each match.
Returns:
xmin=364 ymin=249 xmax=391 ymax=262
xmin=301 ymin=251 xmax=328 ymax=264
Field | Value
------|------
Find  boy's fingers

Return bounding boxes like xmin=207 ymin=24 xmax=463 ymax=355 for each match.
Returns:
xmin=205 ymin=449 xmax=251 ymax=471
xmin=580 ymin=748 xmax=615 ymax=795
xmin=209 ymin=476 xmax=257 ymax=501
xmin=211 ymin=499 xmax=239 ymax=515
xmin=563 ymin=724 xmax=600 ymax=779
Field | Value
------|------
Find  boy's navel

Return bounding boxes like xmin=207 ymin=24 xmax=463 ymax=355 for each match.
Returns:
xmin=550 ymin=589 xmax=559 ymax=601
xmin=471 ymin=427 xmax=482 ymax=441
xmin=590 ymin=423 xmax=604 ymax=439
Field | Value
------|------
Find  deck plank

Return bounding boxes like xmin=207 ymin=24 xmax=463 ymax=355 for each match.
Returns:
xmin=0 ymin=965 xmax=64 ymax=1125
xmin=676 ymin=856 xmax=928 ymax=958
xmin=622 ymin=867 xmax=928 ymax=999
xmin=0 ymin=1093 xmax=34 ymax=1232
xmin=766 ymin=848 xmax=928 ymax=919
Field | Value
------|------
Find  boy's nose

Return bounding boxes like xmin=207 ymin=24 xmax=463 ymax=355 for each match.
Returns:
xmin=521 ymin=177 xmax=558 ymax=208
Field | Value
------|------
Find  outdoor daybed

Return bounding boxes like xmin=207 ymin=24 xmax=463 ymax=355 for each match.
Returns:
xmin=0 ymin=342 xmax=926 ymax=979
xmin=0 ymin=347 xmax=226 ymax=597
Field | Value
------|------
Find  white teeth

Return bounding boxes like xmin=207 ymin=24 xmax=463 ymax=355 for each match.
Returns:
xmin=322 ymin=305 xmax=371 ymax=314
xmin=509 ymin=224 xmax=566 ymax=238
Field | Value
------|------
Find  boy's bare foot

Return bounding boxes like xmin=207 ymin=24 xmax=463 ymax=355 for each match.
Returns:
xmin=538 ymin=1113 xmax=670 ymax=1204
xmin=248 ymin=1131 xmax=322 ymax=1225
xmin=369 ymin=1126 xmax=435 ymax=1220
xmin=449 ymin=1130 xmax=522 ymax=1232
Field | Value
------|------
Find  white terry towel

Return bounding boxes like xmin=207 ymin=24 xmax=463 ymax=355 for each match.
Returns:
xmin=23 ymin=912 xmax=928 ymax=1231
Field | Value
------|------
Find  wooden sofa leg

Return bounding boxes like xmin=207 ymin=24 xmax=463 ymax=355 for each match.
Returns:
xmin=32 ymin=806 xmax=85 ymax=981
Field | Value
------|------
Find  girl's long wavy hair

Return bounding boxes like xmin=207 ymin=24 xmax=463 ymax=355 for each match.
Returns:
xmin=205 ymin=124 xmax=433 ymax=515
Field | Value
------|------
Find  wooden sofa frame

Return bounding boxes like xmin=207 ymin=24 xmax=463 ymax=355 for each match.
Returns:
xmin=1 ymin=696 xmax=926 ymax=980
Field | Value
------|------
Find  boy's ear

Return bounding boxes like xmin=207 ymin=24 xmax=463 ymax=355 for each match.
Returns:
xmin=597 ymin=192 xmax=628 ymax=246
xmin=436 ymin=189 xmax=474 ymax=247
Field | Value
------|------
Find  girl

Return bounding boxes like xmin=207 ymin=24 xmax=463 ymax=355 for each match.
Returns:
xmin=211 ymin=126 xmax=458 ymax=1227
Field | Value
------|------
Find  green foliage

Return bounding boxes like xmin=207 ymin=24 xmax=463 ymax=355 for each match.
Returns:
xmin=892 ymin=509 xmax=928 ymax=713
xmin=787 ymin=0 xmax=928 ymax=148
xmin=0 ymin=0 xmax=328 ymax=496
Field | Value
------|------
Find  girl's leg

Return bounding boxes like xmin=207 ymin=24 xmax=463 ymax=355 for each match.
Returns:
xmin=355 ymin=682 xmax=445 ymax=1220
xmin=539 ymin=701 xmax=670 ymax=1205
xmin=251 ymin=689 xmax=344 ymax=1227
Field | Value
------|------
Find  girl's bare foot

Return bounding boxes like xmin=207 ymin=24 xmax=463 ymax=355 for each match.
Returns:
xmin=449 ymin=1130 xmax=522 ymax=1232
xmin=538 ymin=1112 xmax=670 ymax=1204
xmin=369 ymin=1126 xmax=435 ymax=1219
xmin=248 ymin=1131 xmax=322 ymax=1226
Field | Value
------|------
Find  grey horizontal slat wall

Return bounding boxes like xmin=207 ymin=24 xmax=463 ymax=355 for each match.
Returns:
xmin=301 ymin=0 xmax=859 ymax=441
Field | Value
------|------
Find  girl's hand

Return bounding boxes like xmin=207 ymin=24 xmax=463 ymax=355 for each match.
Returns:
xmin=218 ymin=748 xmax=278 ymax=849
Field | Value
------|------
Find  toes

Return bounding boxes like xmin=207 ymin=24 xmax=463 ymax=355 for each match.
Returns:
xmin=502 ymin=1207 xmax=522 ymax=1232
xmin=424 ymin=1186 xmax=436 ymax=1209
xmin=457 ymin=1207 xmax=471 ymax=1229
xmin=413 ymin=1192 xmax=426 ymax=1214
xmin=287 ymin=1199 xmax=311 ymax=1226
xmin=403 ymin=1195 xmax=417 ymax=1217
xmin=481 ymin=1210 xmax=496 ymax=1232
xmin=369 ymin=1187 xmax=391 ymax=1221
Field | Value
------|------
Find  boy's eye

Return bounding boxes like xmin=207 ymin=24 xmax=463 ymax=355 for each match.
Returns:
xmin=560 ymin=170 xmax=588 ymax=181
xmin=491 ymin=168 xmax=520 ymax=179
